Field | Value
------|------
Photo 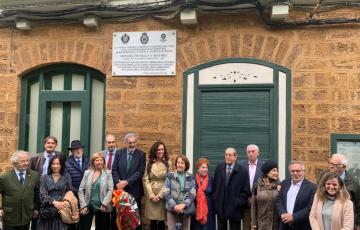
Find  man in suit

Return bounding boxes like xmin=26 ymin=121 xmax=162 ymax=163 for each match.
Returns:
xmin=28 ymin=135 xmax=64 ymax=229
xmin=103 ymin=134 xmax=117 ymax=230
xmin=112 ymin=132 xmax=146 ymax=229
xmin=239 ymin=144 xmax=265 ymax=230
xmin=276 ymin=160 xmax=316 ymax=230
xmin=327 ymin=153 xmax=360 ymax=230
xmin=213 ymin=147 xmax=250 ymax=230
xmin=0 ymin=150 xmax=39 ymax=230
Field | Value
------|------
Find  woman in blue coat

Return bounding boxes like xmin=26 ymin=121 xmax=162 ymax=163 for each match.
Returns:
xmin=193 ymin=158 xmax=215 ymax=230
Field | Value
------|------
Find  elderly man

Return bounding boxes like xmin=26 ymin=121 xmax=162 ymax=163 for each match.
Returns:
xmin=276 ymin=161 xmax=316 ymax=230
xmin=213 ymin=147 xmax=250 ymax=230
xmin=326 ymin=153 xmax=360 ymax=230
xmin=0 ymin=150 xmax=39 ymax=230
xmin=112 ymin=132 xmax=145 ymax=229
xmin=239 ymin=144 xmax=265 ymax=230
xmin=103 ymin=134 xmax=118 ymax=230
xmin=65 ymin=140 xmax=91 ymax=195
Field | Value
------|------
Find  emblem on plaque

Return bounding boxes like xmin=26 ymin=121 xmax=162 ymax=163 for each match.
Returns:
xmin=160 ymin=33 xmax=167 ymax=42
xmin=140 ymin=33 xmax=149 ymax=44
xmin=121 ymin=33 xmax=130 ymax=44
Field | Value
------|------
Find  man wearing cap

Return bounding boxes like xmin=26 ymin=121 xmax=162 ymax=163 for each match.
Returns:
xmin=103 ymin=134 xmax=117 ymax=230
xmin=65 ymin=140 xmax=91 ymax=230
xmin=0 ymin=150 xmax=39 ymax=230
xmin=29 ymin=135 xmax=64 ymax=230
xmin=112 ymin=132 xmax=146 ymax=229
xmin=239 ymin=144 xmax=265 ymax=230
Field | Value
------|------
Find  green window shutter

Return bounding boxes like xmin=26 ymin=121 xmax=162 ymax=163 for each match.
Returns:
xmin=197 ymin=88 xmax=274 ymax=173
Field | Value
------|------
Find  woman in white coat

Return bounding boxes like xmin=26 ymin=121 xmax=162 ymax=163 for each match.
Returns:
xmin=78 ymin=152 xmax=114 ymax=230
xmin=309 ymin=172 xmax=354 ymax=230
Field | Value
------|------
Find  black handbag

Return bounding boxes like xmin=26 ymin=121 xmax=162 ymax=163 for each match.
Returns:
xmin=182 ymin=202 xmax=196 ymax=216
xmin=39 ymin=203 xmax=58 ymax=219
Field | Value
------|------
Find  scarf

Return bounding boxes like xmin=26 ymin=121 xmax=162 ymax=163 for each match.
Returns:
xmin=196 ymin=173 xmax=208 ymax=225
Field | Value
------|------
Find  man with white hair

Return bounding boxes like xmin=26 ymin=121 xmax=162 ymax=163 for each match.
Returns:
xmin=239 ymin=144 xmax=265 ymax=230
xmin=0 ymin=150 xmax=39 ymax=230
xmin=112 ymin=132 xmax=145 ymax=230
xmin=327 ymin=153 xmax=360 ymax=230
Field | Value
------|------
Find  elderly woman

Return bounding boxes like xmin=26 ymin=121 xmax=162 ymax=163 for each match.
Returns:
xmin=310 ymin=172 xmax=354 ymax=230
xmin=78 ymin=152 xmax=114 ymax=230
xmin=38 ymin=155 xmax=72 ymax=230
xmin=251 ymin=160 xmax=280 ymax=230
xmin=143 ymin=141 xmax=171 ymax=230
xmin=164 ymin=155 xmax=196 ymax=230
xmin=193 ymin=158 xmax=215 ymax=230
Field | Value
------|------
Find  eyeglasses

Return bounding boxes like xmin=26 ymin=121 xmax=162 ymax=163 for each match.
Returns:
xmin=290 ymin=170 xmax=304 ymax=173
xmin=329 ymin=163 xmax=344 ymax=168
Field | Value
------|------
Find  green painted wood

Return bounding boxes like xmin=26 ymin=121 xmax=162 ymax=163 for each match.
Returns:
xmin=197 ymin=88 xmax=274 ymax=173
xmin=20 ymin=63 xmax=105 ymax=154
xmin=330 ymin=134 xmax=360 ymax=154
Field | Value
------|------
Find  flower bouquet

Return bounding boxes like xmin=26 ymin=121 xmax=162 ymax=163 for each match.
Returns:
xmin=112 ymin=189 xmax=141 ymax=230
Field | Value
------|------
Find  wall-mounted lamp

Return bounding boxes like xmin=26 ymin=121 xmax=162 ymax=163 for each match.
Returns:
xmin=180 ymin=8 xmax=197 ymax=25
xmin=16 ymin=19 xmax=31 ymax=30
xmin=83 ymin=16 xmax=98 ymax=28
xmin=271 ymin=4 xmax=289 ymax=21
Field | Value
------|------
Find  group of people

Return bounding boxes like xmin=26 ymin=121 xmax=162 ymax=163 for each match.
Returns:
xmin=0 ymin=133 xmax=360 ymax=230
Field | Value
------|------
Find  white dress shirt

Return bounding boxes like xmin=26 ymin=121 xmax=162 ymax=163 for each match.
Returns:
xmin=286 ymin=178 xmax=304 ymax=214
xmin=248 ymin=159 xmax=258 ymax=191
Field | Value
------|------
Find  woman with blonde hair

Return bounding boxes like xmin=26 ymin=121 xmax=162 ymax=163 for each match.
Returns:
xmin=143 ymin=141 xmax=171 ymax=230
xmin=78 ymin=152 xmax=114 ymax=230
xmin=309 ymin=172 xmax=354 ymax=230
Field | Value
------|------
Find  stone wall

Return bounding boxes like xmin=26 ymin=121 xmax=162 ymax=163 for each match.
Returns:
xmin=0 ymin=9 xmax=360 ymax=180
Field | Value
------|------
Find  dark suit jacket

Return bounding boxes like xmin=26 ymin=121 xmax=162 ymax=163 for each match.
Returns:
xmin=239 ymin=159 xmax=265 ymax=193
xmin=212 ymin=162 xmax=250 ymax=220
xmin=29 ymin=151 xmax=64 ymax=175
xmin=275 ymin=178 xmax=316 ymax=230
xmin=111 ymin=148 xmax=145 ymax=200
xmin=0 ymin=169 xmax=39 ymax=226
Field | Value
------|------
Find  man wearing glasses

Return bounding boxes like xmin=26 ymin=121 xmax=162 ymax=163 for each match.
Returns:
xmin=326 ymin=153 xmax=360 ymax=230
xmin=275 ymin=161 xmax=316 ymax=230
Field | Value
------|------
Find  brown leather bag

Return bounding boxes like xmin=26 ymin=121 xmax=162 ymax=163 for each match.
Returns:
xmin=59 ymin=191 xmax=80 ymax=224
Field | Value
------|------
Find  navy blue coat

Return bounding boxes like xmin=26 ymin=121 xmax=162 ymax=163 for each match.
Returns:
xmin=275 ymin=178 xmax=316 ymax=230
xmin=111 ymin=148 xmax=145 ymax=200
xmin=212 ymin=162 xmax=250 ymax=220
xmin=193 ymin=175 xmax=215 ymax=230
xmin=65 ymin=155 xmax=91 ymax=195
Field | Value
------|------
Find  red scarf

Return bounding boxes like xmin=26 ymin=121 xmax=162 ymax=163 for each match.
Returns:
xmin=196 ymin=173 xmax=208 ymax=225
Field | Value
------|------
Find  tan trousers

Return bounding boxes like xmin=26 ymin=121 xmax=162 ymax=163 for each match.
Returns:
xmin=166 ymin=211 xmax=191 ymax=230
xmin=242 ymin=208 xmax=252 ymax=230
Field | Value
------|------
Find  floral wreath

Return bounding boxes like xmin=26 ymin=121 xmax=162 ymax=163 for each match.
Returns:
xmin=112 ymin=189 xmax=141 ymax=230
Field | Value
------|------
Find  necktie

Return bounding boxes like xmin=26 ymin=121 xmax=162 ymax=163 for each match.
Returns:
xmin=107 ymin=150 xmax=113 ymax=170
xmin=226 ymin=166 xmax=232 ymax=184
xmin=19 ymin=172 xmax=24 ymax=185
xmin=76 ymin=159 xmax=81 ymax=170
xmin=127 ymin=152 xmax=133 ymax=172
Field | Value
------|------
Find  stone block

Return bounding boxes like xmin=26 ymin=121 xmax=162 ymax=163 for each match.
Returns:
xmin=106 ymin=90 xmax=122 ymax=100
xmin=262 ymin=36 xmax=278 ymax=60
xmin=183 ymin=44 xmax=198 ymax=65
xmin=293 ymin=73 xmax=312 ymax=88
xmin=274 ymin=40 xmax=290 ymax=64
xmin=292 ymin=104 xmax=312 ymax=114
xmin=218 ymin=35 xmax=229 ymax=58
xmin=108 ymin=77 xmax=137 ymax=89
xmin=122 ymin=114 xmax=160 ymax=129
xmin=105 ymin=103 xmax=136 ymax=113
xmin=241 ymin=34 xmax=254 ymax=57
xmin=207 ymin=35 xmax=218 ymax=58
xmin=252 ymin=35 xmax=264 ymax=57
xmin=139 ymin=78 xmax=177 ymax=89
xmin=139 ymin=104 xmax=178 ymax=113
xmin=293 ymin=117 xmax=306 ymax=133
xmin=308 ymin=118 xmax=329 ymax=134
xmin=230 ymin=34 xmax=241 ymax=57
xmin=312 ymin=89 xmax=329 ymax=101
xmin=314 ymin=73 xmax=330 ymax=88
xmin=161 ymin=115 xmax=182 ymax=130
xmin=39 ymin=43 xmax=48 ymax=61
xmin=195 ymin=40 xmax=209 ymax=62
xmin=123 ymin=91 xmax=160 ymax=101
xmin=294 ymin=90 xmax=308 ymax=101
xmin=315 ymin=104 xmax=330 ymax=114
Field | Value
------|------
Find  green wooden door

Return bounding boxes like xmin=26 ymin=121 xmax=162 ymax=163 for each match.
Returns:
xmin=196 ymin=87 xmax=275 ymax=173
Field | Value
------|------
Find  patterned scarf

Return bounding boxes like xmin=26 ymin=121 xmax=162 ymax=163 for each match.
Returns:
xmin=196 ymin=173 xmax=208 ymax=225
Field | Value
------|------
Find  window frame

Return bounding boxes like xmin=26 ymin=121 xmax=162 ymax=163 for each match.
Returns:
xmin=19 ymin=63 xmax=106 ymax=154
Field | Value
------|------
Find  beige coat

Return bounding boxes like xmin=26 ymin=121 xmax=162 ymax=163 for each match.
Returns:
xmin=310 ymin=194 xmax=354 ymax=230
xmin=143 ymin=161 xmax=169 ymax=220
